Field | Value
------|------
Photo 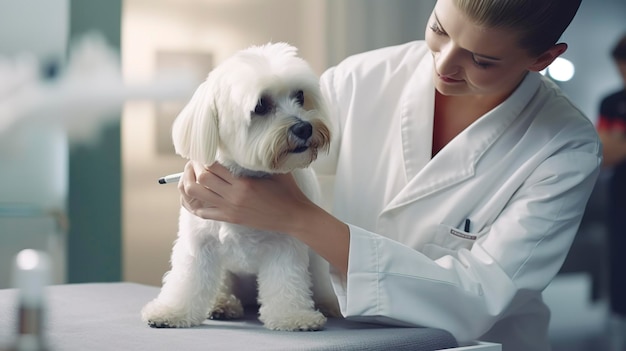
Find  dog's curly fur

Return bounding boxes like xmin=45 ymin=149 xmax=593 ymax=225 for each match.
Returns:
xmin=141 ymin=43 xmax=340 ymax=331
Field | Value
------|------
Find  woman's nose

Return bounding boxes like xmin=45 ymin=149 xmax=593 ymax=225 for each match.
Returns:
xmin=435 ymin=43 xmax=461 ymax=76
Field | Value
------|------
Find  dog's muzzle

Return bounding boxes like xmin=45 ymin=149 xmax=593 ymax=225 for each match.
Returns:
xmin=289 ymin=121 xmax=313 ymax=153
xmin=290 ymin=121 xmax=312 ymax=140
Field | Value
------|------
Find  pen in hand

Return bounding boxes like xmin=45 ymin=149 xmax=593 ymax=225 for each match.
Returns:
xmin=158 ymin=172 xmax=183 ymax=185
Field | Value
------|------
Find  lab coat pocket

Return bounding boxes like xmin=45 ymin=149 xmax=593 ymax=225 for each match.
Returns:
xmin=422 ymin=224 xmax=487 ymax=259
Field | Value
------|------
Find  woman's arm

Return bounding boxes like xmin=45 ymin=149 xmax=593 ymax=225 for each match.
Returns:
xmin=333 ymin=151 xmax=600 ymax=341
xmin=178 ymin=161 xmax=351 ymax=276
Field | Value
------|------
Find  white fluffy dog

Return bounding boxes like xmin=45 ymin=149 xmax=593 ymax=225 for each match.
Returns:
xmin=141 ymin=43 xmax=340 ymax=331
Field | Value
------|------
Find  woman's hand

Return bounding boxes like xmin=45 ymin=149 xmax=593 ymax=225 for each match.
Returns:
xmin=178 ymin=161 xmax=312 ymax=233
xmin=178 ymin=160 xmax=350 ymax=275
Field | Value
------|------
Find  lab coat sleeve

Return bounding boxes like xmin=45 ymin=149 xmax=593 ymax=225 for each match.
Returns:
xmin=331 ymin=150 xmax=601 ymax=342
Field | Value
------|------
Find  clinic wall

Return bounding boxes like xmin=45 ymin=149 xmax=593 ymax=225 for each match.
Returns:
xmin=558 ymin=0 xmax=626 ymax=122
xmin=325 ymin=0 xmax=435 ymax=67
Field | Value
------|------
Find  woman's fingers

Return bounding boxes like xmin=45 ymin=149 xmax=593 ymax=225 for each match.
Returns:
xmin=178 ymin=161 xmax=219 ymax=218
xmin=176 ymin=161 xmax=308 ymax=228
xmin=191 ymin=162 xmax=234 ymax=200
xmin=205 ymin=162 xmax=233 ymax=184
xmin=179 ymin=161 xmax=197 ymax=194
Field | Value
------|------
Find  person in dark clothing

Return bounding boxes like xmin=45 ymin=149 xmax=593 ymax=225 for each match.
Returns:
xmin=597 ymin=34 xmax=626 ymax=348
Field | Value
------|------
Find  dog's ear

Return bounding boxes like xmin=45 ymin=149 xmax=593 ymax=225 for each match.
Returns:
xmin=171 ymin=81 xmax=219 ymax=165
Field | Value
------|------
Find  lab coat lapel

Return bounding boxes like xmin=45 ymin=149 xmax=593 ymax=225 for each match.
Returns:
xmin=383 ymin=72 xmax=542 ymax=214
xmin=399 ymin=54 xmax=436 ymax=183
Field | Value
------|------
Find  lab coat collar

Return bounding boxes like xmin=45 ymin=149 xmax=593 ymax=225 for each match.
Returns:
xmin=382 ymin=69 xmax=542 ymax=214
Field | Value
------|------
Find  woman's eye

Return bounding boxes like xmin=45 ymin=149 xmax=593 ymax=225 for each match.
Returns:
xmin=293 ymin=90 xmax=304 ymax=106
xmin=429 ymin=23 xmax=446 ymax=36
xmin=472 ymin=55 xmax=494 ymax=69
xmin=253 ymin=96 xmax=273 ymax=116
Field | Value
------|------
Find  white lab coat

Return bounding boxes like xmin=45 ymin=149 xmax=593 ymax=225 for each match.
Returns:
xmin=313 ymin=41 xmax=602 ymax=350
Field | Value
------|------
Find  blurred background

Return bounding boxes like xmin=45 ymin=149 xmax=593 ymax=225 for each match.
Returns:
xmin=1 ymin=0 xmax=625 ymax=350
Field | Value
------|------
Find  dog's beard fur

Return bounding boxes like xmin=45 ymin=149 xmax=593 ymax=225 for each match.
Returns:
xmin=218 ymin=104 xmax=331 ymax=175
xmin=264 ymin=115 xmax=331 ymax=171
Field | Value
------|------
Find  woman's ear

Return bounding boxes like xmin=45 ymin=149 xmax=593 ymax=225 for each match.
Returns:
xmin=528 ymin=43 xmax=568 ymax=72
xmin=171 ymin=80 xmax=219 ymax=165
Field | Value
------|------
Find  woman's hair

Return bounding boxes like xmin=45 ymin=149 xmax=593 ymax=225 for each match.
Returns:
xmin=611 ymin=34 xmax=626 ymax=62
xmin=453 ymin=0 xmax=582 ymax=56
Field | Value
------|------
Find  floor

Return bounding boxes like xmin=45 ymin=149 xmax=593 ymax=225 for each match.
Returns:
xmin=544 ymin=273 xmax=624 ymax=351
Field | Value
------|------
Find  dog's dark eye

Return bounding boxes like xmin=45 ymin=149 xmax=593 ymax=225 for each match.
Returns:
xmin=293 ymin=90 xmax=304 ymax=106
xmin=253 ymin=96 xmax=273 ymax=116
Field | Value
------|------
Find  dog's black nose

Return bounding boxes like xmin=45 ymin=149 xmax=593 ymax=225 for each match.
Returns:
xmin=290 ymin=121 xmax=313 ymax=140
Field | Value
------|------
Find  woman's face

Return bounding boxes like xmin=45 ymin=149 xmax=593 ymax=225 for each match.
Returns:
xmin=425 ymin=0 xmax=543 ymax=99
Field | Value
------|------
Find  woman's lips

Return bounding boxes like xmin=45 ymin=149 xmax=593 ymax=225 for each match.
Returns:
xmin=438 ymin=74 xmax=463 ymax=83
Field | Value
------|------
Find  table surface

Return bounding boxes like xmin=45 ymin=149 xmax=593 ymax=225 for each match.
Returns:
xmin=0 ymin=282 xmax=461 ymax=351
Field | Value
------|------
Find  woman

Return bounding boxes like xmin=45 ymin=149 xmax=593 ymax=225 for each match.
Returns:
xmin=178 ymin=0 xmax=600 ymax=349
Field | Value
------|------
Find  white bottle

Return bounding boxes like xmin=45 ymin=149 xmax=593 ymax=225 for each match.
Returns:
xmin=10 ymin=249 xmax=51 ymax=351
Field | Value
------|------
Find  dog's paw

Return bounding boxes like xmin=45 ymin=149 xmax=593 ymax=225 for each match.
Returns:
xmin=208 ymin=294 xmax=244 ymax=320
xmin=260 ymin=309 xmax=327 ymax=331
xmin=141 ymin=299 xmax=204 ymax=328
